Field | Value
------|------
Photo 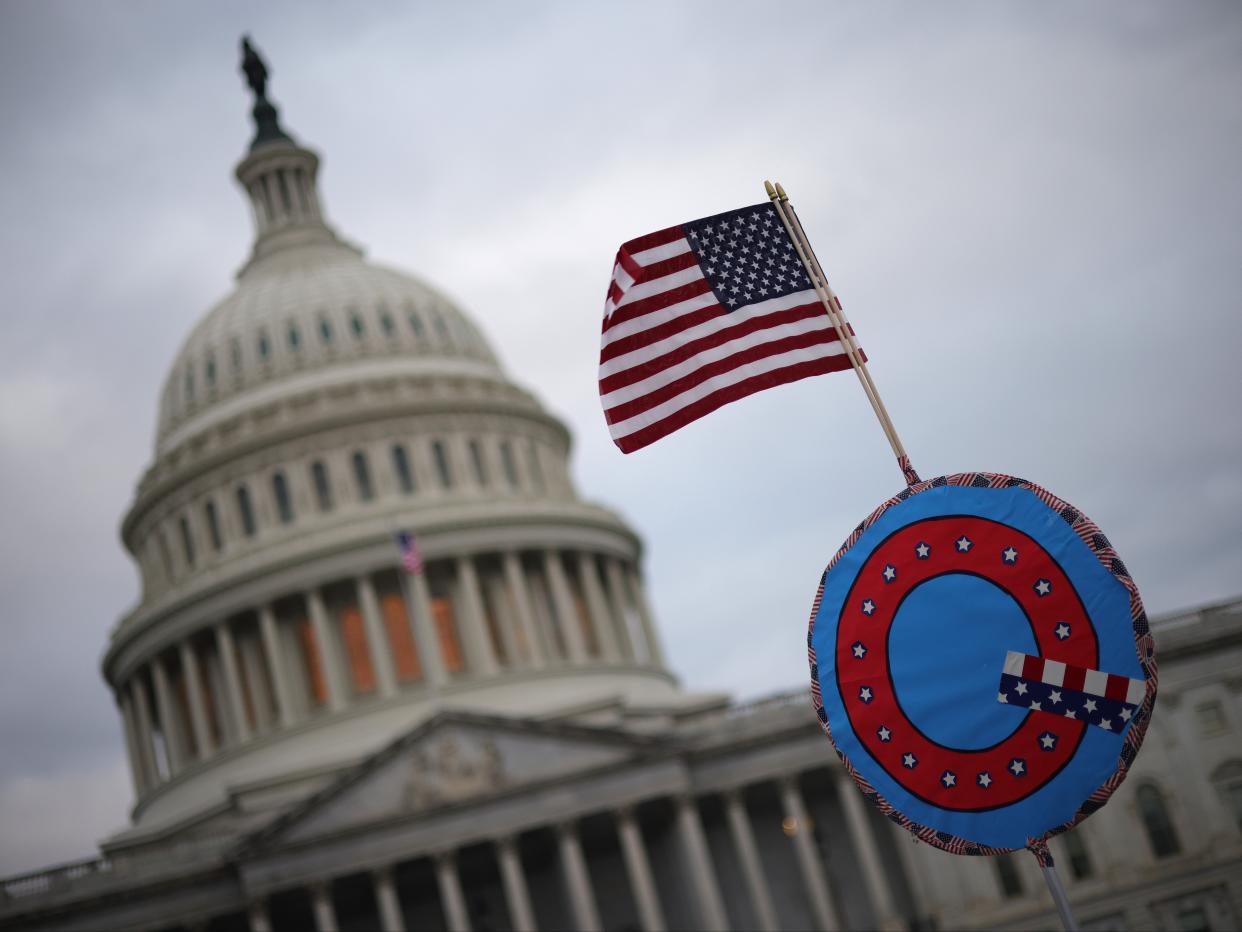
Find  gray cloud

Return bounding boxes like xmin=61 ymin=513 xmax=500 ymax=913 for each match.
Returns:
xmin=1 ymin=0 xmax=1239 ymax=876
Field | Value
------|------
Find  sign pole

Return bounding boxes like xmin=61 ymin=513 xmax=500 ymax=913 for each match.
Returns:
xmin=1040 ymin=860 xmax=1081 ymax=932
xmin=765 ymin=180 xmax=920 ymax=485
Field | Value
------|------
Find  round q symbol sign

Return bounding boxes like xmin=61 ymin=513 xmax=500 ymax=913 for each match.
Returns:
xmin=808 ymin=474 xmax=1156 ymax=853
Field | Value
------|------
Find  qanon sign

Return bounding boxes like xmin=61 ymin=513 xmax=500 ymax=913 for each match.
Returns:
xmin=808 ymin=473 xmax=1157 ymax=853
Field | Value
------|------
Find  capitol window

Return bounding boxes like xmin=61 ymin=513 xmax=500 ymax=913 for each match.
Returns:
xmin=500 ymin=440 xmax=519 ymax=489
xmin=432 ymin=311 xmax=451 ymax=347
xmin=468 ymin=439 xmax=488 ymax=487
xmin=1062 ymin=827 xmax=1094 ymax=879
xmin=179 ymin=516 xmax=196 ymax=568
xmin=379 ymin=305 xmax=395 ymax=338
xmin=352 ymin=451 xmax=375 ymax=501
xmin=230 ymin=336 xmax=243 ymax=375
xmin=311 ymin=460 xmax=333 ymax=511
xmin=319 ymin=316 xmax=333 ymax=344
xmin=205 ymin=354 xmax=216 ymax=389
xmin=236 ymin=485 xmax=257 ymax=538
xmin=407 ymin=307 xmax=425 ymax=341
xmin=204 ymin=500 xmax=223 ymax=552
xmin=392 ymin=444 xmax=415 ymax=494
xmin=1212 ymin=760 xmax=1242 ymax=834
xmin=1137 ymin=783 xmax=1181 ymax=857
xmin=272 ymin=471 xmax=294 ymax=524
xmin=287 ymin=323 xmax=301 ymax=351
xmin=993 ymin=851 xmax=1023 ymax=898
xmin=432 ymin=440 xmax=453 ymax=489
xmin=350 ymin=310 xmax=365 ymax=339
xmin=257 ymin=329 xmax=271 ymax=362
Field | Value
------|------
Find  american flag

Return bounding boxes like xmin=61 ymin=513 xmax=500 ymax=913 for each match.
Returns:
xmin=998 ymin=651 xmax=1144 ymax=733
xmin=600 ymin=201 xmax=859 ymax=453
xmin=396 ymin=531 xmax=424 ymax=575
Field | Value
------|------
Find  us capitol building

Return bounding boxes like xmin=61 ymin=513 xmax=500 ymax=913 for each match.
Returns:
xmin=3 ymin=43 xmax=1241 ymax=932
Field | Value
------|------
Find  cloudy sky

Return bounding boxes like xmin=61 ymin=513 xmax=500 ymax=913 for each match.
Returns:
xmin=1 ymin=1 xmax=1239 ymax=877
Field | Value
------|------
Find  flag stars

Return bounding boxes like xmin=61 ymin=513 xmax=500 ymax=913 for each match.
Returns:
xmin=1038 ymin=731 xmax=1059 ymax=751
xmin=882 ymin=564 xmax=897 ymax=583
xmin=859 ymin=686 xmax=874 ymax=704
xmin=1014 ymin=682 xmax=1028 ymax=696
xmin=902 ymin=752 xmax=918 ymax=769
xmin=955 ymin=535 xmax=973 ymax=553
xmin=851 ymin=641 xmax=868 ymax=660
xmin=1084 ymin=698 xmax=1098 ymax=714
xmin=1008 ymin=758 xmax=1027 ymax=777
xmin=1120 ymin=707 xmax=1133 ymax=721
xmin=915 ymin=542 xmax=931 ymax=559
xmin=1055 ymin=622 xmax=1072 ymax=640
xmin=997 ymin=691 xmax=1009 ymax=704
xmin=1064 ymin=709 xmax=1077 ymax=719
xmin=941 ymin=770 xmax=957 ymax=788
xmin=1002 ymin=546 xmax=1019 ymax=564
xmin=1029 ymin=700 xmax=1042 ymax=711
xmin=877 ymin=725 xmax=892 ymax=742
xmin=977 ymin=772 xmax=993 ymax=789
xmin=1099 ymin=718 xmax=1113 ymax=731
xmin=1034 ymin=578 xmax=1053 ymax=597
xmin=861 ymin=599 xmax=876 ymax=616
xmin=1049 ymin=690 xmax=1062 ymax=705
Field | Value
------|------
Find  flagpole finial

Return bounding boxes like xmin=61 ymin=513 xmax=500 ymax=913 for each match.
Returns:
xmin=775 ymin=182 xmax=789 ymax=202
xmin=764 ymin=180 xmax=777 ymax=199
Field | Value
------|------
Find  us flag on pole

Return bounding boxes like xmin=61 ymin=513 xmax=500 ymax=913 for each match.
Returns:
xmin=396 ymin=531 xmax=424 ymax=575
xmin=600 ymin=201 xmax=859 ymax=453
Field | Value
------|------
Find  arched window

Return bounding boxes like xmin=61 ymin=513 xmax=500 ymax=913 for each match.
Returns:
xmin=178 ymin=516 xmax=196 ymax=568
xmin=1137 ymin=783 xmax=1181 ymax=857
xmin=352 ymin=451 xmax=374 ymax=501
xmin=468 ymin=439 xmax=488 ymax=487
xmin=993 ymin=851 xmax=1023 ymax=898
xmin=257 ymin=329 xmax=270 ymax=362
xmin=392 ymin=444 xmax=415 ymax=494
xmin=407 ymin=307 xmax=425 ymax=341
xmin=431 ymin=440 xmax=453 ymax=489
xmin=204 ymin=500 xmax=223 ymax=552
xmin=379 ymin=305 xmax=395 ymax=339
xmin=236 ymin=485 xmax=257 ymax=538
xmin=272 ymin=471 xmax=294 ymax=524
xmin=1062 ymin=828 xmax=1093 ymax=879
xmin=432 ymin=312 xmax=451 ymax=347
xmin=350 ymin=310 xmax=365 ymax=340
xmin=319 ymin=316 xmax=333 ymax=345
xmin=311 ymin=460 xmax=333 ymax=512
xmin=230 ymin=337 xmax=243 ymax=375
xmin=288 ymin=323 xmax=301 ymax=351
xmin=1213 ymin=760 xmax=1242 ymax=834
xmin=205 ymin=354 xmax=216 ymax=389
xmin=500 ymin=440 xmax=519 ymax=489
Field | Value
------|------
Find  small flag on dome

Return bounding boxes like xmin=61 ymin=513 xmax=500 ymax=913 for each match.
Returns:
xmin=600 ymin=201 xmax=860 ymax=453
xmin=396 ymin=531 xmax=424 ymax=575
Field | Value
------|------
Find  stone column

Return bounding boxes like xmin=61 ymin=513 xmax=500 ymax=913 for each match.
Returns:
xmin=604 ymin=558 xmax=638 ymax=662
xmin=625 ymin=565 xmax=667 ymax=668
xmin=118 ymin=690 xmax=149 ymax=793
xmin=723 ymin=790 xmax=779 ymax=932
xmin=616 ymin=807 xmax=666 ymax=932
xmin=485 ymin=573 xmax=523 ymax=669
xmin=215 ymin=622 xmax=253 ymax=744
xmin=150 ymin=656 xmax=187 ymax=774
xmin=372 ymin=865 xmax=404 ymax=932
xmin=557 ymin=822 xmax=602 ymax=932
xmin=310 ymin=882 xmax=339 ymax=932
xmin=836 ymin=771 xmax=903 ymax=930
xmin=545 ymin=551 xmax=588 ymax=664
xmin=179 ymin=641 xmax=214 ymax=759
xmin=503 ymin=551 xmax=544 ymax=669
xmin=675 ymin=796 xmax=730 ymax=932
xmin=129 ymin=678 xmax=160 ymax=786
xmin=406 ymin=570 xmax=448 ymax=686
xmin=779 ymin=777 xmax=839 ymax=931
xmin=259 ymin=605 xmax=298 ymax=728
xmin=357 ymin=575 xmax=399 ymax=698
xmin=578 ymin=553 xmax=621 ymax=663
xmin=247 ymin=899 xmax=272 ymax=932
xmin=307 ymin=588 xmax=348 ymax=711
xmin=496 ymin=836 xmax=537 ymax=932
xmin=434 ymin=852 xmax=471 ymax=932
xmin=456 ymin=556 xmax=500 ymax=677
xmin=238 ymin=632 xmax=275 ymax=732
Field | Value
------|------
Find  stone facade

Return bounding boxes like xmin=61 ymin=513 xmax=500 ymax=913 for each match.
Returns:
xmin=2 ymin=52 xmax=1240 ymax=932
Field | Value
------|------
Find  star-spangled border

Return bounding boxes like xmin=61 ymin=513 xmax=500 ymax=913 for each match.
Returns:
xmin=806 ymin=472 xmax=1158 ymax=864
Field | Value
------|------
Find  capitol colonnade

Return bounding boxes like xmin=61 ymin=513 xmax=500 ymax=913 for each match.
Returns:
xmin=110 ymin=543 xmax=665 ymax=800
xmin=232 ymin=762 xmax=911 ymax=932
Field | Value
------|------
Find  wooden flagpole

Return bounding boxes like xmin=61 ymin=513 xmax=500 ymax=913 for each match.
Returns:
xmin=765 ymin=181 xmax=919 ymax=485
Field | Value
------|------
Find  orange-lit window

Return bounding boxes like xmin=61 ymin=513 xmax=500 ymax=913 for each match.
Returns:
xmin=432 ymin=597 xmax=464 ymax=672
xmin=297 ymin=619 xmax=327 ymax=706
xmin=339 ymin=606 xmax=376 ymax=694
xmin=381 ymin=592 xmax=421 ymax=682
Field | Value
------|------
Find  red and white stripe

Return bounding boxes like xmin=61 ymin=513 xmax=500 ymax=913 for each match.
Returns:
xmin=1003 ymin=651 xmax=1145 ymax=706
xmin=600 ymin=225 xmax=857 ymax=453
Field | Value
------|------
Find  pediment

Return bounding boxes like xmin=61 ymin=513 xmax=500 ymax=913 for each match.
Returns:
xmin=251 ymin=712 xmax=665 ymax=848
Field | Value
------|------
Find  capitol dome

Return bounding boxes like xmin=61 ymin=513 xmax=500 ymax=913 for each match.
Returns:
xmin=102 ymin=48 xmax=683 ymax=834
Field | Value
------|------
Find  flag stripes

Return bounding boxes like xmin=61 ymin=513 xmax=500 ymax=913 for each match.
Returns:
xmin=601 ymin=203 xmax=858 ymax=453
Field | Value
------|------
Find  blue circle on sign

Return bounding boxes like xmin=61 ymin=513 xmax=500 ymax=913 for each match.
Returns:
xmin=889 ymin=574 xmax=1037 ymax=751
